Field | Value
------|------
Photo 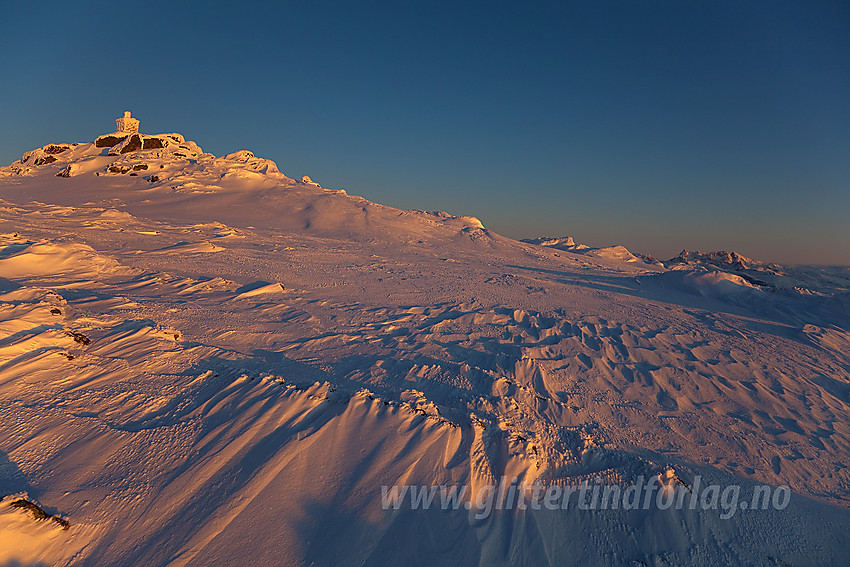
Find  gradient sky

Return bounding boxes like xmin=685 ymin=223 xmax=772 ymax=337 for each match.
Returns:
xmin=2 ymin=1 xmax=848 ymax=264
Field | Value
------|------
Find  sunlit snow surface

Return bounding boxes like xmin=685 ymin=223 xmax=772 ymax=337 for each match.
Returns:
xmin=1 ymin=135 xmax=849 ymax=565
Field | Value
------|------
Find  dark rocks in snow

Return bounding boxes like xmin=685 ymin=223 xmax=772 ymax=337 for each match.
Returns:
xmin=142 ymin=137 xmax=164 ymax=150
xmin=43 ymin=144 xmax=70 ymax=154
xmin=98 ymin=134 xmax=168 ymax=154
xmin=120 ymin=134 xmax=144 ymax=154
xmin=56 ymin=165 xmax=71 ymax=178
xmin=95 ymin=134 xmax=128 ymax=148
xmin=66 ymin=331 xmax=91 ymax=345
xmin=8 ymin=499 xmax=70 ymax=530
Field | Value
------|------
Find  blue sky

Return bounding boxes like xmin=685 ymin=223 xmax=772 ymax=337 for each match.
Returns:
xmin=2 ymin=1 xmax=848 ymax=264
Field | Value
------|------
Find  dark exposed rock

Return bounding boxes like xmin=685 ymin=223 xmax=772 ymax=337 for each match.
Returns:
xmin=142 ymin=137 xmax=164 ymax=150
xmin=44 ymin=144 xmax=69 ymax=154
xmin=132 ymin=164 xmax=148 ymax=171
xmin=108 ymin=165 xmax=130 ymax=174
xmin=149 ymin=175 xmax=159 ymax=182
xmin=95 ymin=135 xmax=127 ymax=148
xmin=120 ymin=134 xmax=143 ymax=154
xmin=36 ymin=156 xmax=57 ymax=165
xmin=8 ymin=499 xmax=70 ymax=530
xmin=56 ymin=166 xmax=71 ymax=178
xmin=66 ymin=331 xmax=91 ymax=345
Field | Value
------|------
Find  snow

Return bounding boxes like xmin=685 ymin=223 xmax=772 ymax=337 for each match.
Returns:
xmin=0 ymin=495 xmax=89 ymax=566
xmin=523 ymin=236 xmax=644 ymax=263
xmin=0 ymin=237 xmax=125 ymax=278
xmin=0 ymin=124 xmax=849 ymax=565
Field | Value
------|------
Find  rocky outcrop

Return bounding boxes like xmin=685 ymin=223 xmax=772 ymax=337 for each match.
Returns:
xmin=3 ymin=131 xmax=283 ymax=186
xmin=95 ymin=134 xmax=128 ymax=148
xmin=94 ymin=133 xmax=172 ymax=154
xmin=119 ymin=134 xmax=143 ymax=153
xmin=142 ymin=137 xmax=164 ymax=150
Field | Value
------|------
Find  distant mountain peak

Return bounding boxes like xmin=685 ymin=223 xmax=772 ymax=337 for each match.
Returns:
xmin=522 ymin=236 xmax=577 ymax=247
xmin=667 ymin=249 xmax=760 ymax=270
xmin=521 ymin=236 xmax=655 ymax=264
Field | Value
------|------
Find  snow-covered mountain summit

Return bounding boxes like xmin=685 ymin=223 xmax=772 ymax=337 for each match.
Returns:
xmin=1 ymin=115 xmax=850 ymax=565
xmin=666 ymin=249 xmax=765 ymax=270
xmin=4 ymin=111 xmax=289 ymax=184
xmin=522 ymin=235 xmax=658 ymax=264
xmin=1 ymin=112 xmax=490 ymax=245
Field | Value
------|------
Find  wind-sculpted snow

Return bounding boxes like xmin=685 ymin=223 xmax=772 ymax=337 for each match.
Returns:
xmin=0 ymin=133 xmax=849 ymax=565
xmin=0 ymin=135 xmax=489 ymax=244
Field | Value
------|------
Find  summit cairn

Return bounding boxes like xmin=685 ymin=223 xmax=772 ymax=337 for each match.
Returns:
xmin=115 ymin=111 xmax=139 ymax=134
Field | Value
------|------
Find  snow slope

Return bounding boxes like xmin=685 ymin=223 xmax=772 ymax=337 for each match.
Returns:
xmin=1 ymin=126 xmax=849 ymax=565
xmin=522 ymin=236 xmax=648 ymax=264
